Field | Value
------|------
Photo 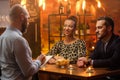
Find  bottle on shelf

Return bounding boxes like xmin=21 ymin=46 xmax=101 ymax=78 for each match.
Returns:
xmin=59 ymin=3 xmax=64 ymax=14
xmin=79 ymin=23 xmax=84 ymax=36
xmin=86 ymin=23 xmax=90 ymax=34
xmin=66 ymin=2 xmax=71 ymax=14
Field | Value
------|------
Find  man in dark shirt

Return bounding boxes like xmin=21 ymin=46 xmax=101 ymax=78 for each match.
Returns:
xmin=77 ymin=16 xmax=120 ymax=79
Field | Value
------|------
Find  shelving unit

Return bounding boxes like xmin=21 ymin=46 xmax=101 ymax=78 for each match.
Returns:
xmin=77 ymin=14 xmax=97 ymax=52
xmin=48 ymin=14 xmax=68 ymax=50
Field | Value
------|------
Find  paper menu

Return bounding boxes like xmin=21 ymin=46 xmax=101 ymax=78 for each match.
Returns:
xmin=40 ymin=55 xmax=53 ymax=67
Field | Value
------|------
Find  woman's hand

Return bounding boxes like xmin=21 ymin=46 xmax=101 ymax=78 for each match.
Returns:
xmin=48 ymin=58 xmax=56 ymax=64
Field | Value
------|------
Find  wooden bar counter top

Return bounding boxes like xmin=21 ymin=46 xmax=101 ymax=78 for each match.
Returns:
xmin=38 ymin=64 xmax=120 ymax=80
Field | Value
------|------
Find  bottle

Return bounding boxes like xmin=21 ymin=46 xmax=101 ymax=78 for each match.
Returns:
xmin=59 ymin=3 xmax=64 ymax=14
xmin=79 ymin=23 xmax=84 ymax=36
xmin=66 ymin=2 xmax=71 ymax=14
xmin=86 ymin=23 xmax=90 ymax=34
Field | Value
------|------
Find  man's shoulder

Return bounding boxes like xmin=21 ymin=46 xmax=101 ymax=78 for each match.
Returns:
xmin=0 ymin=29 xmax=24 ymax=42
xmin=112 ymin=33 xmax=119 ymax=39
xmin=112 ymin=34 xmax=120 ymax=42
xmin=114 ymin=36 xmax=120 ymax=44
xmin=109 ymin=34 xmax=120 ymax=48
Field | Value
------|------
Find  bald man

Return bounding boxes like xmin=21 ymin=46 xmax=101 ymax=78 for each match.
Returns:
xmin=0 ymin=4 xmax=45 ymax=80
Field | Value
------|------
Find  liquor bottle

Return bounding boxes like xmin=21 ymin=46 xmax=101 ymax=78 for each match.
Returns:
xmin=86 ymin=23 xmax=90 ymax=34
xmin=59 ymin=3 xmax=64 ymax=14
xmin=79 ymin=23 xmax=84 ymax=36
xmin=66 ymin=2 xmax=71 ymax=14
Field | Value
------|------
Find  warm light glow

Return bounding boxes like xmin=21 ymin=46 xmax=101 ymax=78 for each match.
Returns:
xmin=76 ymin=0 xmax=80 ymax=15
xmin=58 ymin=0 xmax=62 ymax=3
xmin=69 ymin=69 xmax=73 ymax=74
xmin=82 ymin=0 xmax=86 ymax=11
xmin=88 ymin=73 xmax=92 ymax=76
xmin=42 ymin=1 xmax=46 ymax=10
xmin=41 ymin=66 xmax=46 ymax=70
xmin=96 ymin=0 xmax=101 ymax=8
xmin=92 ymin=46 xmax=95 ymax=50
xmin=90 ymin=5 xmax=96 ymax=16
xmin=41 ymin=46 xmax=49 ymax=54
xmin=69 ymin=64 xmax=72 ymax=67
xmin=39 ymin=0 xmax=46 ymax=10
xmin=76 ymin=0 xmax=104 ymax=15
xmin=64 ymin=0 xmax=67 ymax=2
xmin=86 ymin=66 xmax=94 ymax=73
xmin=21 ymin=0 xmax=26 ymax=5
xmin=39 ymin=0 xmax=43 ymax=7
xmin=88 ymin=66 xmax=91 ymax=70
xmin=21 ymin=0 xmax=26 ymax=8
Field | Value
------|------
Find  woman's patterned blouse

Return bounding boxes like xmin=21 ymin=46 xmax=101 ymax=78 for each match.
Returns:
xmin=47 ymin=39 xmax=86 ymax=64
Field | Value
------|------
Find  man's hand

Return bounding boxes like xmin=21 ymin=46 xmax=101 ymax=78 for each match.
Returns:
xmin=37 ymin=54 xmax=46 ymax=65
xmin=77 ymin=57 xmax=88 ymax=67
xmin=77 ymin=60 xmax=85 ymax=67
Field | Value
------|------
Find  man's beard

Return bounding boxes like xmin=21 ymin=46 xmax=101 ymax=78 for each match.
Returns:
xmin=97 ymin=31 xmax=108 ymax=40
xmin=21 ymin=22 xmax=27 ymax=33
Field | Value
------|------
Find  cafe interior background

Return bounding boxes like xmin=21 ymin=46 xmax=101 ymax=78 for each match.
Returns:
xmin=0 ymin=0 xmax=120 ymax=58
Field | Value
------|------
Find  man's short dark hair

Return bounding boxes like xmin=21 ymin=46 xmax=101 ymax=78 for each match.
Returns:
xmin=97 ymin=16 xmax=114 ymax=32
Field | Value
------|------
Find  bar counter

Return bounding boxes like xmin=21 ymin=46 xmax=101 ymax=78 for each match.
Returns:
xmin=38 ymin=64 xmax=120 ymax=80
